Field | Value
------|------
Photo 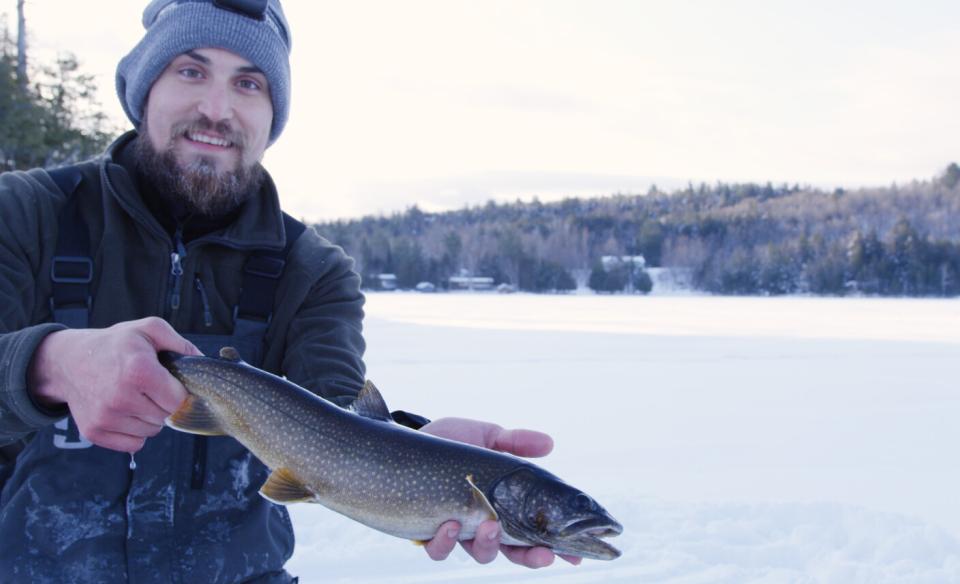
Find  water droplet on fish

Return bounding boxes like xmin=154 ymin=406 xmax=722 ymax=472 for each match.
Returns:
xmin=129 ymin=454 xmax=137 ymax=470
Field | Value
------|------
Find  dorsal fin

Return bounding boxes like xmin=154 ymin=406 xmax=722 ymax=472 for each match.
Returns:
xmin=219 ymin=346 xmax=242 ymax=362
xmin=350 ymin=380 xmax=392 ymax=422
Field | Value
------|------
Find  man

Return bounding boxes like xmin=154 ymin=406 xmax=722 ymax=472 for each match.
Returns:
xmin=0 ymin=1 xmax=575 ymax=581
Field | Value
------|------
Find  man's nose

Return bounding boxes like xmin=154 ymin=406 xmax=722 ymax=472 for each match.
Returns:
xmin=196 ymin=84 xmax=235 ymax=123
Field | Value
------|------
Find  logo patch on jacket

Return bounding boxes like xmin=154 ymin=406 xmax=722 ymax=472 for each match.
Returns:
xmin=53 ymin=417 xmax=93 ymax=449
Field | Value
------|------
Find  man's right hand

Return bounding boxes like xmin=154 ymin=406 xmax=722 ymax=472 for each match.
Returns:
xmin=28 ymin=317 xmax=202 ymax=453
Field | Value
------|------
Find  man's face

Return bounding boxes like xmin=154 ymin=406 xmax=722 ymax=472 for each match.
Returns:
xmin=135 ymin=47 xmax=273 ymax=217
xmin=145 ymin=47 xmax=273 ymax=173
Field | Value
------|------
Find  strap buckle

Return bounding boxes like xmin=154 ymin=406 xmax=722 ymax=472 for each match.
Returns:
xmin=51 ymin=256 xmax=93 ymax=284
xmin=233 ymin=305 xmax=272 ymax=325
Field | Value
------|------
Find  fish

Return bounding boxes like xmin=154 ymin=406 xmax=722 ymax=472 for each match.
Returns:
xmin=159 ymin=347 xmax=623 ymax=560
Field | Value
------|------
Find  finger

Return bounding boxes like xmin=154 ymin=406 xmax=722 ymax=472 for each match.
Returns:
xmin=117 ymin=346 xmax=189 ymax=414
xmin=559 ymin=553 xmax=583 ymax=566
xmin=130 ymin=395 xmax=172 ymax=427
xmin=461 ymin=520 xmax=500 ymax=564
xmin=491 ymin=428 xmax=554 ymax=458
xmin=424 ymin=521 xmax=460 ymax=561
xmin=136 ymin=366 xmax=189 ymax=414
xmin=500 ymin=544 xmax=555 ymax=569
xmin=134 ymin=317 xmax=203 ymax=356
xmin=143 ymin=376 xmax=187 ymax=419
xmin=88 ymin=431 xmax=146 ymax=454
xmin=108 ymin=416 xmax=165 ymax=439
xmin=125 ymin=354 xmax=189 ymax=414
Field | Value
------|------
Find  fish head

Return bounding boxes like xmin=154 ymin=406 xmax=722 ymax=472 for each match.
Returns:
xmin=489 ymin=466 xmax=623 ymax=560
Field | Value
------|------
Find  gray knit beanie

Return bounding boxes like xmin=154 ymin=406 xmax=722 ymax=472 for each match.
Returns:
xmin=116 ymin=0 xmax=292 ymax=144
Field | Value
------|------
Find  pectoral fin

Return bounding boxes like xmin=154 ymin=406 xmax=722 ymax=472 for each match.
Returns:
xmin=466 ymin=474 xmax=498 ymax=521
xmin=165 ymin=395 xmax=226 ymax=436
xmin=259 ymin=468 xmax=316 ymax=504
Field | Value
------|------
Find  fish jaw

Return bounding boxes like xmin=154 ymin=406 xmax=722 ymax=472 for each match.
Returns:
xmin=500 ymin=508 xmax=623 ymax=561
xmin=550 ymin=515 xmax=623 ymax=560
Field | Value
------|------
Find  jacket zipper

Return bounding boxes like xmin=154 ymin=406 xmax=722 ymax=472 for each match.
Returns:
xmin=169 ymin=227 xmax=187 ymax=314
xmin=194 ymin=275 xmax=213 ymax=328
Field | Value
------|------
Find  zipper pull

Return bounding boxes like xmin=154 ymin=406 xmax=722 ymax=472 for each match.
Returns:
xmin=170 ymin=230 xmax=187 ymax=312
xmin=170 ymin=252 xmax=184 ymax=310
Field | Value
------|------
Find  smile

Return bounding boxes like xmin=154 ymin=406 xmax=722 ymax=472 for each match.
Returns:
xmin=187 ymin=132 xmax=232 ymax=148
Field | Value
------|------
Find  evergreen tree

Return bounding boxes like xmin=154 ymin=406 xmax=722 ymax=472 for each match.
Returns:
xmin=391 ymin=239 xmax=425 ymax=289
xmin=530 ymin=260 xmax=576 ymax=293
xmin=757 ymin=244 xmax=798 ymax=295
xmin=887 ymin=217 xmax=924 ymax=295
xmin=804 ymin=241 xmax=847 ymax=295
xmin=441 ymin=231 xmax=462 ymax=276
xmin=588 ymin=261 xmax=628 ymax=293
xmin=0 ymin=24 xmax=113 ymax=170
xmin=632 ymin=267 xmax=653 ymax=294
xmin=941 ymin=162 xmax=960 ymax=189
xmin=637 ymin=220 xmax=664 ymax=266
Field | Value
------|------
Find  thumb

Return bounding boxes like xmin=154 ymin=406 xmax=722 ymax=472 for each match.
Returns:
xmin=491 ymin=428 xmax=554 ymax=458
xmin=133 ymin=317 xmax=203 ymax=356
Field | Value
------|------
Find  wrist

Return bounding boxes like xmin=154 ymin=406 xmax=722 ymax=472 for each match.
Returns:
xmin=28 ymin=329 xmax=68 ymax=407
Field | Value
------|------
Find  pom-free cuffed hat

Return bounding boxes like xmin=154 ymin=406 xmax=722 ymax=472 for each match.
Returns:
xmin=116 ymin=0 xmax=292 ymax=144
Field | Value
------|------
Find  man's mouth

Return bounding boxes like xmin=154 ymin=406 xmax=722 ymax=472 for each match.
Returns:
xmin=185 ymin=132 xmax=233 ymax=148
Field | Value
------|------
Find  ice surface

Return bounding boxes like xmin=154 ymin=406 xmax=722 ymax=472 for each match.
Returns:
xmin=288 ymin=293 xmax=960 ymax=582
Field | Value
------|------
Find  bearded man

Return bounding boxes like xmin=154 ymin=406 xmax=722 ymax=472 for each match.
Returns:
xmin=0 ymin=1 xmax=569 ymax=581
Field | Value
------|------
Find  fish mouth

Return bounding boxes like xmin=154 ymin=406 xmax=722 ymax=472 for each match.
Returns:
xmin=553 ymin=515 xmax=623 ymax=560
xmin=561 ymin=516 xmax=623 ymax=538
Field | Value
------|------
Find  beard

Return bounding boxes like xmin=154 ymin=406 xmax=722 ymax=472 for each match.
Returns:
xmin=133 ymin=114 xmax=265 ymax=218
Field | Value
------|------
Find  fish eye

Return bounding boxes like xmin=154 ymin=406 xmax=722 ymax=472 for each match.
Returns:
xmin=573 ymin=493 xmax=595 ymax=511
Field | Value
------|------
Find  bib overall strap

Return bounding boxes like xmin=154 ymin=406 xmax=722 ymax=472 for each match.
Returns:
xmin=233 ymin=212 xmax=306 ymax=342
xmin=48 ymin=166 xmax=92 ymax=329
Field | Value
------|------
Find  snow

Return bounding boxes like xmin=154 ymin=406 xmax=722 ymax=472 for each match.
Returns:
xmin=288 ymin=293 xmax=960 ymax=582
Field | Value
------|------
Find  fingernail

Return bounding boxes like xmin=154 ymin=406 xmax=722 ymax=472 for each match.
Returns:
xmin=447 ymin=527 xmax=458 ymax=538
xmin=487 ymin=527 xmax=500 ymax=541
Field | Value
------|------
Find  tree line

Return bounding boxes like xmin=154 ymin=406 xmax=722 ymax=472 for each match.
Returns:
xmin=315 ymin=168 xmax=960 ymax=297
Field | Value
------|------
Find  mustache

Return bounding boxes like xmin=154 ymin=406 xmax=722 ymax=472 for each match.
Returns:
xmin=170 ymin=116 xmax=247 ymax=149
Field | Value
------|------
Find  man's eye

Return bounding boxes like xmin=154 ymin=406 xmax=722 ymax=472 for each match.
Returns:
xmin=179 ymin=67 xmax=203 ymax=79
xmin=238 ymin=79 xmax=262 ymax=91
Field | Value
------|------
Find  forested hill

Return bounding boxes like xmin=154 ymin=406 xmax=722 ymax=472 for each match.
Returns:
xmin=313 ymin=165 xmax=960 ymax=297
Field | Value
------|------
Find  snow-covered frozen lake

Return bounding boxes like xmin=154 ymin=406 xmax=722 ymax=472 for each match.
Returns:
xmin=288 ymin=293 xmax=960 ymax=583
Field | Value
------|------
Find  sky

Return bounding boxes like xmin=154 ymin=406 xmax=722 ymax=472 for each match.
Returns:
xmin=13 ymin=0 xmax=960 ymax=221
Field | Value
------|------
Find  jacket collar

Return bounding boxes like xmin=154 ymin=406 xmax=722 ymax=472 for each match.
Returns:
xmin=99 ymin=131 xmax=286 ymax=251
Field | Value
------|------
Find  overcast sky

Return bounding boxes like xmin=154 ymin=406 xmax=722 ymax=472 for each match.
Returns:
xmin=15 ymin=0 xmax=960 ymax=221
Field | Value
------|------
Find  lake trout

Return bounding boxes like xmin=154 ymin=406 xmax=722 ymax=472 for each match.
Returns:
xmin=160 ymin=347 xmax=623 ymax=560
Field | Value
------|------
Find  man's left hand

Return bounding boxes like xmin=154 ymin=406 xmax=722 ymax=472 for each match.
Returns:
xmin=418 ymin=417 xmax=583 ymax=569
